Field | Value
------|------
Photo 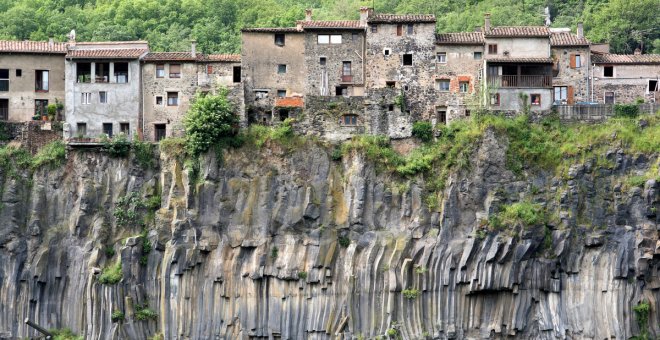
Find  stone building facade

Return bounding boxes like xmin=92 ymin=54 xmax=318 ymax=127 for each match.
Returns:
xmin=591 ymin=53 xmax=660 ymax=104
xmin=0 ymin=40 xmax=68 ymax=122
xmin=64 ymin=41 xmax=148 ymax=141
xmin=550 ymin=27 xmax=591 ymax=104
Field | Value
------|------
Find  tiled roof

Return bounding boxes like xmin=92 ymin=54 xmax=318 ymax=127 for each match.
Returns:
xmin=486 ymin=57 xmax=553 ymax=63
xmin=297 ymin=20 xmax=364 ymax=29
xmin=242 ymin=27 xmax=302 ymax=33
xmin=66 ymin=48 xmax=148 ymax=59
xmin=0 ymin=40 xmax=68 ymax=54
xmin=436 ymin=32 xmax=484 ymax=45
xmin=550 ymin=32 xmax=589 ymax=46
xmin=368 ymin=14 xmax=436 ymax=24
xmin=206 ymin=54 xmax=241 ymax=62
xmin=144 ymin=52 xmax=201 ymax=61
xmin=275 ymin=96 xmax=304 ymax=108
xmin=592 ymin=53 xmax=660 ymax=64
xmin=75 ymin=41 xmax=148 ymax=45
xmin=485 ymin=26 xmax=550 ymax=37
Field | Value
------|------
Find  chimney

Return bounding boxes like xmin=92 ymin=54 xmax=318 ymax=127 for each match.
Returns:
xmin=634 ymin=48 xmax=642 ymax=55
xmin=484 ymin=13 xmax=491 ymax=32
xmin=48 ymin=38 xmax=54 ymax=48
xmin=360 ymin=7 xmax=372 ymax=26
xmin=305 ymin=9 xmax=313 ymax=22
xmin=577 ymin=22 xmax=583 ymax=38
xmin=191 ymin=39 xmax=197 ymax=58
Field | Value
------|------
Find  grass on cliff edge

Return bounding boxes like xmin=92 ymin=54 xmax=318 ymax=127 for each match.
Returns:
xmin=0 ymin=140 xmax=66 ymax=177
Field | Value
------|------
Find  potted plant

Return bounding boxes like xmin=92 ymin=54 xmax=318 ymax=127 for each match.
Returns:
xmin=47 ymin=103 xmax=57 ymax=121
xmin=55 ymin=99 xmax=64 ymax=120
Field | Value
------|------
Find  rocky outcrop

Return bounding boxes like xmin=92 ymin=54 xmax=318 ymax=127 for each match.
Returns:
xmin=0 ymin=131 xmax=658 ymax=339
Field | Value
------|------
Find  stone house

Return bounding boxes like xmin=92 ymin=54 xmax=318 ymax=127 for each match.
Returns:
xmin=591 ymin=52 xmax=660 ymax=104
xmin=241 ymin=27 xmax=305 ymax=124
xmin=141 ymin=49 xmax=242 ymax=141
xmin=0 ymin=40 xmax=68 ymax=122
xmin=550 ymin=25 xmax=591 ymax=104
xmin=64 ymin=41 xmax=148 ymax=141
xmin=434 ymin=32 xmax=485 ymax=123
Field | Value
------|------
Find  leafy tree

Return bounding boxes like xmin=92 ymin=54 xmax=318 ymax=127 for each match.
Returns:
xmin=183 ymin=89 xmax=238 ymax=156
xmin=586 ymin=0 xmax=659 ymax=53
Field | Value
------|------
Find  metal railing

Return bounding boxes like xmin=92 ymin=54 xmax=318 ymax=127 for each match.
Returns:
xmin=489 ymin=75 xmax=552 ymax=88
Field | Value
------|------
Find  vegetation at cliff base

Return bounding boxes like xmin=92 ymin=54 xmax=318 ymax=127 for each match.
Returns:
xmin=50 ymin=328 xmax=83 ymax=340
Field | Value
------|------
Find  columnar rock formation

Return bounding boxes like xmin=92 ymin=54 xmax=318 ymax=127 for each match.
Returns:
xmin=0 ymin=132 xmax=658 ymax=339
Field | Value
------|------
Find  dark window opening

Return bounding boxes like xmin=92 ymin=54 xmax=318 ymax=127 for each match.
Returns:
xmin=277 ymin=90 xmax=286 ymax=97
xmin=120 ymin=123 xmax=129 ymax=135
xmin=474 ymin=52 xmax=482 ymax=60
xmin=335 ymin=86 xmax=348 ymax=96
xmin=76 ymin=122 xmax=87 ymax=137
xmin=465 ymin=110 xmax=471 ymax=117
xmin=99 ymin=91 xmax=107 ymax=103
xmin=155 ymin=124 xmax=166 ymax=141
xmin=167 ymin=92 xmax=178 ymax=106
xmin=320 ymin=57 xmax=326 ymax=65
xmin=274 ymin=33 xmax=285 ymax=46
xmin=103 ymin=123 xmax=113 ymax=138
xmin=437 ymin=108 xmax=447 ymax=125
xmin=388 ymin=104 xmax=394 ymax=111
xmin=0 ymin=99 xmax=8 ymax=120
xmin=341 ymin=114 xmax=358 ymax=126
xmin=16 ymin=69 xmax=22 ymax=77
xmin=95 ymin=62 xmax=109 ymax=83
xmin=114 ymin=62 xmax=128 ymax=83
xmin=76 ymin=63 xmax=91 ymax=83
xmin=279 ymin=109 xmax=289 ymax=121
xmin=371 ymin=25 xmax=377 ymax=33
xmin=407 ymin=24 xmax=414 ymax=35
xmin=490 ymin=93 xmax=500 ymax=106
xmin=168 ymin=64 xmax=180 ymax=79
xmin=386 ymin=81 xmax=395 ymax=88
xmin=277 ymin=64 xmax=287 ymax=74
xmin=488 ymin=44 xmax=497 ymax=54
xmin=603 ymin=66 xmax=614 ymax=77
xmin=649 ymin=80 xmax=658 ymax=92
xmin=402 ymin=54 xmax=413 ymax=66
xmin=403 ymin=85 xmax=409 ymax=91
xmin=35 ymin=99 xmax=48 ymax=117
xmin=604 ymin=91 xmax=615 ymax=104
xmin=35 ymin=70 xmax=49 ymax=91
xmin=0 ymin=69 xmax=7 ymax=91
xmin=530 ymin=93 xmax=541 ymax=106
xmin=233 ymin=66 xmax=241 ymax=83
xmin=384 ymin=49 xmax=390 ymax=56
xmin=156 ymin=64 xmax=165 ymax=78
xmin=156 ymin=96 xmax=163 ymax=105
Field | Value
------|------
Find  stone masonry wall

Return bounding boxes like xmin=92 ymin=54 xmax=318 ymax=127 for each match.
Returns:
xmin=551 ymin=46 xmax=591 ymax=103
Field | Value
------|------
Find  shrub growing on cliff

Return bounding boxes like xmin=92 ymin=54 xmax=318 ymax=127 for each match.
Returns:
xmin=614 ymin=103 xmax=640 ymax=118
xmin=412 ymin=121 xmax=433 ymax=143
xmin=489 ymin=201 xmax=546 ymax=230
xmin=135 ymin=305 xmax=158 ymax=321
xmin=50 ymin=328 xmax=83 ymax=340
xmin=101 ymin=133 xmax=131 ymax=157
xmin=98 ymin=261 xmax=122 ymax=285
xmin=402 ymin=288 xmax=421 ymax=299
xmin=133 ymin=138 xmax=155 ymax=168
xmin=31 ymin=140 xmax=66 ymax=169
xmin=633 ymin=300 xmax=650 ymax=339
xmin=184 ymin=88 xmax=238 ymax=156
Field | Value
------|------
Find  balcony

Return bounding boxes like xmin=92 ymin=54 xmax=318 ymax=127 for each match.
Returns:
xmin=489 ymin=75 xmax=552 ymax=88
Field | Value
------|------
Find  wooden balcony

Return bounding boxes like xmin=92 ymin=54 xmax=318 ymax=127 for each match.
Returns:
xmin=489 ymin=75 xmax=552 ymax=88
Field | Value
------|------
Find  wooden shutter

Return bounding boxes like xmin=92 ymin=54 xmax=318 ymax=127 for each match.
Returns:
xmin=569 ymin=54 xmax=576 ymax=68
xmin=397 ymin=24 xmax=402 ymax=36
xmin=567 ymin=85 xmax=575 ymax=104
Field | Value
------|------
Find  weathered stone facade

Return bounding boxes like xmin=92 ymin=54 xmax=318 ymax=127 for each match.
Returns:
xmin=592 ymin=56 xmax=660 ymax=104
xmin=550 ymin=28 xmax=591 ymax=104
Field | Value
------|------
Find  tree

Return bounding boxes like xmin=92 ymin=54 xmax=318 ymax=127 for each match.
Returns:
xmin=587 ymin=0 xmax=660 ymax=53
xmin=183 ymin=89 xmax=238 ymax=156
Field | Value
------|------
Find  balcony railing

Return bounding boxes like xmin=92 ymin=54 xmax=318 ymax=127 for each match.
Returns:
xmin=489 ymin=75 xmax=552 ymax=88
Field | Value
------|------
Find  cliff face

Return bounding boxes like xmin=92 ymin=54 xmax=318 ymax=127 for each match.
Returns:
xmin=0 ymin=130 xmax=658 ymax=340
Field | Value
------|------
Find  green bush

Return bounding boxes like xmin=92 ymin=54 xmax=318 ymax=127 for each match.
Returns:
xmin=113 ymin=192 xmax=144 ymax=227
xmin=633 ymin=300 xmax=650 ymax=339
xmin=31 ymin=140 xmax=66 ymax=169
xmin=133 ymin=138 xmax=155 ymax=168
xmin=298 ymin=271 xmax=308 ymax=279
xmin=614 ymin=103 xmax=640 ymax=118
xmin=104 ymin=246 xmax=115 ymax=258
xmin=489 ymin=201 xmax=546 ymax=230
xmin=412 ymin=121 xmax=433 ymax=143
xmin=111 ymin=310 xmax=125 ymax=322
xmin=402 ymin=288 xmax=421 ymax=299
xmin=158 ymin=137 xmax=187 ymax=158
xmin=184 ymin=88 xmax=238 ymax=156
xmin=338 ymin=236 xmax=350 ymax=248
xmin=98 ymin=261 xmax=122 ymax=285
xmin=135 ymin=305 xmax=158 ymax=321
xmin=271 ymin=246 xmax=278 ymax=259
xmin=50 ymin=328 xmax=83 ymax=340
xmin=627 ymin=176 xmax=648 ymax=188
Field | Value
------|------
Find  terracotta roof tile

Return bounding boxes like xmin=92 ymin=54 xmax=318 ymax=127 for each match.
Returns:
xmin=144 ymin=52 xmax=201 ymax=61
xmin=206 ymin=54 xmax=241 ymax=62
xmin=486 ymin=57 xmax=553 ymax=63
xmin=297 ymin=20 xmax=364 ymax=29
xmin=242 ymin=27 xmax=302 ymax=33
xmin=0 ymin=40 xmax=68 ymax=54
xmin=592 ymin=53 xmax=660 ymax=64
xmin=368 ymin=14 xmax=436 ymax=24
xmin=436 ymin=32 xmax=484 ymax=45
xmin=550 ymin=32 xmax=589 ymax=46
xmin=485 ymin=26 xmax=550 ymax=37
xmin=66 ymin=48 xmax=148 ymax=59
xmin=275 ymin=96 xmax=304 ymax=108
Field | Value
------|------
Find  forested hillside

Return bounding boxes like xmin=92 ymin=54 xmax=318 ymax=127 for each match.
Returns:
xmin=0 ymin=0 xmax=657 ymax=54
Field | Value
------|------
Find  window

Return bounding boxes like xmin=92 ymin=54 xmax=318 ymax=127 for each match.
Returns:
xmin=530 ymin=94 xmax=541 ymax=106
xmin=335 ymin=85 xmax=348 ymax=96
xmin=330 ymin=34 xmax=342 ymax=44
xmin=114 ymin=62 xmax=128 ymax=83
xmin=99 ymin=91 xmax=107 ymax=104
xmin=437 ymin=107 xmax=447 ymax=125
xmin=437 ymin=79 xmax=450 ymax=91
xmin=320 ymin=57 xmax=327 ymax=65
xmin=341 ymin=114 xmax=358 ymax=126
xmin=81 ymin=92 xmax=91 ymax=105
xmin=396 ymin=24 xmax=403 ymax=36
xmin=488 ymin=44 xmax=497 ymax=54
xmin=233 ymin=66 xmax=241 ymax=83
xmin=371 ymin=25 xmax=378 ymax=33
xmin=95 ymin=62 xmax=109 ymax=83
xmin=120 ymin=123 xmax=129 ymax=135
xmin=342 ymin=61 xmax=352 ymax=76
xmin=465 ymin=110 xmax=471 ymax=117
xmin=490 ymin=93 xmax=500 ymax=106
xmin=277 ymin=89 xmax=286 ymax=97
xmin=35 ymin=70 xmax=49 ymax=91
xmin=388 ymin=104 xmax=394 ymax=111
xmin=76 ymin=122 xmax=87 ymax=137
xmin=207 ymin=65 xmax=213 ymax=74
xmin=16 ymin=69 xmax=22 ymax=77
xmin=384 ymin=49 xmax=391 ymax=56
xmin=76 ymin=63 xmax=91 ymax=83
xmin=318 ymin=35 xmax=342 ymax=44
xmin=649 ymin=80 xmax=659 ymax=92
xmin=167 ymin=92 xmax=178 ymax=106
xmin=156 ymin=64 xmax=165 ymax=78
xmin=407 ymin=24 xmax=414 ymax=35
xmin=474 ymin=52 xmax=482 ymax=60
xmin=169 ymin=64 xmax=181 ymax=79
xmin=0 ymin=99 xmax=7 ymax=120
xmin=35 ymin=100 xmax=48 ymax=117
xmin=154 ymin=124 xmax=166 ymax=141
xmin=386 ymin=81 xmax=396 ymax=88
xmin=575 ymin=55 xmax=581 ymax=68
xmin=554 ymin=86 xmax=568 ymax=104
xmin=459 ymin=81 xmax=469 ymax=93
xmin=274 ymin=33 xmax=285 ymax=46
xmin=103 ymin=123 xmax=113 ymax=138
xmin=604 ymin=91 xmax=615 ymax=104
xmin=436 ymin=52 xmax=447 ymax=63
xmin=277 ymin=64 xmax=287 ymax=74
xmin=402 ymin=54 xmax=413 ymax=66
xmin=155 ymin=96 xmax=163 ymax=105
xmin=0 ymin=69 xmax=7 ymax=91
xmin=352 ymin=33 xmax=358 ymax=41
xmin=603 ymin=66 xmax=614 ymax=78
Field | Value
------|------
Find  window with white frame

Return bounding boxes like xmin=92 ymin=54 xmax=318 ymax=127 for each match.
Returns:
xmin=81 ymin=92 xmax=91 ymax=105
xmin=318 ymin=34 xmax=342 ymax=44
xmin=436 ymin=79 xmax=450 ymax=91
xmin=437 ymin=52 xmax=447 ymax=63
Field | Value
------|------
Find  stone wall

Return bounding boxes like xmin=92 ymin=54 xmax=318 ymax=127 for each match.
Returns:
xmin=592 ymin=63 xmax=660 ymax=104
xmin=297 ymin=96 xmax=366 ymax=141
xmin=0 ymin=121 xmax=62 ymax=153
xmin=555 ymin=103 xmax=659 ymax=122
xmin=551 ymin=46 xmax=591 ymax=103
